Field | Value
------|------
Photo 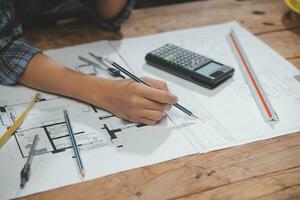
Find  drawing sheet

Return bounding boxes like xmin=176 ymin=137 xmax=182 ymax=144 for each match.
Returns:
xmin=0 ymin=21 xmax=299 ymax=199
xmin=0 ymin=41 xmax=196 ymax=200
xmin=111 ymin=21 xmax=300 ymax=152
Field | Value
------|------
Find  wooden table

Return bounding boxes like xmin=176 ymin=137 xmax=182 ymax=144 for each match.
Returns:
xmin=22 ymin=0 xmax=300 ymax=199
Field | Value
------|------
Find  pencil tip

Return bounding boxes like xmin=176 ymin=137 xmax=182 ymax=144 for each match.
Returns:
xmin=20 ymin=178 xmax=26 ymax=188
xmin=80 ymin=169 xmax=85 ymax=177
xmin=191 ymin=113 xmax=198 ymax=119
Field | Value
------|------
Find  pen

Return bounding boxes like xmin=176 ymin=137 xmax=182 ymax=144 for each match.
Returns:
xmin=20 ymin=134 xmax=39 ymax=188
xmin=90 ymin=54 xmax=198 ymax=119
xmin=63 ymin=110 xmax=85 ymax=177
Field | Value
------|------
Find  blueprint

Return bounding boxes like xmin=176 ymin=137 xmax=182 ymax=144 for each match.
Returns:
xmin=111 ymin=21 xmax=300 ymax=152
xmin=0 ymin=22 xmax=300 ymax=199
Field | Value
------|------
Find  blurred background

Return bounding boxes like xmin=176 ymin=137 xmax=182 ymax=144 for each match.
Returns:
xmin=135 ymin=0 xmax=198 ymax=8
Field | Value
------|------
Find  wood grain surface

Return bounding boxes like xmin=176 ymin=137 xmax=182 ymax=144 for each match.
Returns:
xmin=21 ymin=0 xmax=300 ymax=199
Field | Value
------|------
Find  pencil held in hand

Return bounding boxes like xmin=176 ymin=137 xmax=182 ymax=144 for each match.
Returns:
xmin=89 ymin=53 xmax=198 ymax=119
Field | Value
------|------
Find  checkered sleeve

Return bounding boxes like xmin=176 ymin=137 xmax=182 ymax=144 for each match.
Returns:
xmin=0 ymin=0 xmax=41 ymax=85
xmin=81 ymin=0 xmax=136 ymax=31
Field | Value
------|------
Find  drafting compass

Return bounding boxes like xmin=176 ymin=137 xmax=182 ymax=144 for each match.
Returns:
xmin=77 ymin=55 xmax=124 ymax=78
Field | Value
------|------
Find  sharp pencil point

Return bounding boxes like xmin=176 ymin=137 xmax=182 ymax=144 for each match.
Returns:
xmin=20 ymin=178 xmax=26 ymax=188
xmin=191 ymin=113 xmax=198 ymax=119
xmin=80 ymin=169 xmax=85 ymax=177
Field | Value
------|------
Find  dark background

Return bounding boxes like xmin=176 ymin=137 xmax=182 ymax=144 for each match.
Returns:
xmin=135 ymin=0 xmax=198 ymax=8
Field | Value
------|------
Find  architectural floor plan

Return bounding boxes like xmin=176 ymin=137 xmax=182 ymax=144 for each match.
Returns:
xmin=0 ymin=22 xmax=300 ymax=199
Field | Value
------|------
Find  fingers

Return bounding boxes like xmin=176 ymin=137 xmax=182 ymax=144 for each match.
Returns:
xmin=137 ymin=109 xmax=166 ymax=120
xmin=138 ymin=97 xmax=172 ymax=111
xmin=136 ymin=84 xmax=178 ymax=104
xmin=141 ymin=77 xmax=169 ymax=91
xmin=136 ymin=109 xmax=166 ymax=125
xmin=115 ymin=78 xmax=177 ymax=125
xmin=143 ymin=88 xmax=178 ymax=104
xmin=138 ymin=117 xmax=158 ymax=125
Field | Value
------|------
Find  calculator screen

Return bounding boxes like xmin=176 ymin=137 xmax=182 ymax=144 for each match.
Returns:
xmin=195 ymin=62 xmax=222 ymax=76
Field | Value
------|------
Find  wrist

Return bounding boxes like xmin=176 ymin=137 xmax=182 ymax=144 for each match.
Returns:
xmin=83 ymin=76 xmax=115 ymax=110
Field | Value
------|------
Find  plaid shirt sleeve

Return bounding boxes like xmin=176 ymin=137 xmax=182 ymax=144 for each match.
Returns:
xmin=80 ymin=0 xmax=136 ymax=31
xmin=0 ymin=0 xmax=41 ymax=85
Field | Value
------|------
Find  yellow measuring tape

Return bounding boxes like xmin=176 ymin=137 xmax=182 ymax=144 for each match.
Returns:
xmin=0 ymin=93 xmax=40 ymax=148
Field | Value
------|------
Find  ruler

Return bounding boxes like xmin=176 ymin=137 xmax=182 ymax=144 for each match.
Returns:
xmin=228 ymin=30 xmax=279 ymax=122
xmin=0 ymin=93 xmax=40 ymax=148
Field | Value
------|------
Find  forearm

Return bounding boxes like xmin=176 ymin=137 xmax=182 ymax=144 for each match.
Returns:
xmin=96 ymin=0 xmax=128 ymax=20
xmin=18 ymin=53 xmax=112 ymax=108
xmin=17 ymin=53 xmax=177 ymax=125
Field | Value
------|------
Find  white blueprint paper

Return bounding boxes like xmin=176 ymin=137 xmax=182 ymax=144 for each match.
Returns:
xmin=111 ymin=21 xmax=300 ymax=152
xmin=0 ymin=41 xmax=196 ymax=199
xmin=0 ymin=22 xmax=299 ymax=199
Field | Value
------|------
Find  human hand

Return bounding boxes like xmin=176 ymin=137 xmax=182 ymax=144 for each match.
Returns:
xmin=18 ymin=55 xmax=176 ymax=125
xmin=99 ymin=77 xmax=178 ymax=125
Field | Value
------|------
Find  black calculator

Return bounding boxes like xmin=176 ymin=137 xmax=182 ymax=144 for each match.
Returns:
xmin=145 ymin=44 xmax=235 ymax=89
